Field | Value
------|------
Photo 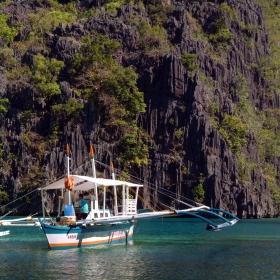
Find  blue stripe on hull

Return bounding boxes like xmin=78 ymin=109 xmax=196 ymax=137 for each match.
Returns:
xmin=42 ymin=221 xmax=131 ymax=235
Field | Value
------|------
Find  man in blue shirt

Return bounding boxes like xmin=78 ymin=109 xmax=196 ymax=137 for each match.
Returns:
xmin=78 ymin=193 xmax=89 ymax=220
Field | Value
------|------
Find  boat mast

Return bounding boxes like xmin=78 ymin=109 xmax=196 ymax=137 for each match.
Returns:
xmin=122 ymin=184 xmax=125 ymax=216
xmin=41 ymin=189 xmax=45 ymax=222
xmin=103 ymin=185 xmax=106 ymax=217
xmin=90 ymin=145 xmax=98 ymax=210
xmin=126 ymin=185 xmax=129 ymax=216
xmin=111 ymin=162 xmax=118 ymax=216
xmin=135 ymin=186 xmax=139 ymax=210
xmin=66 ymin=144 xmax=71 ymax=205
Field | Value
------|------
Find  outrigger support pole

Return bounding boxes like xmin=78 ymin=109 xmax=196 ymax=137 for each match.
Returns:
xmin=196 ymin=209 xmax=233 ymax=225
xmin=209 ymin=208 xmax=240 ymax=220
xmin=176 ymin=211 xmax=218 ymax=228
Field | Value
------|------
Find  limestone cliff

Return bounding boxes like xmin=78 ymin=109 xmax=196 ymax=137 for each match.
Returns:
xmin=0 ymin=0 xmax=279 ymax=218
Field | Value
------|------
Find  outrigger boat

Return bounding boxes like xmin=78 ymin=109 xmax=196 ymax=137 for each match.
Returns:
xmin=38 ymin=144 xmax=239 ymax=250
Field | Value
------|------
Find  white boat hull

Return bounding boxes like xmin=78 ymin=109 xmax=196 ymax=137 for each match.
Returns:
xmin=39 ymin=219 xmax=134 ymax=250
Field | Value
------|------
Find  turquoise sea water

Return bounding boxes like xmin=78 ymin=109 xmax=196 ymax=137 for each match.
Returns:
xmin=1 ymin=218 xmax=280 ymax=280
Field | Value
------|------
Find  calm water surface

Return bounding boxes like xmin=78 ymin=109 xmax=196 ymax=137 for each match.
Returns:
xmin=0 ymin=218 xmax=280 ymax=280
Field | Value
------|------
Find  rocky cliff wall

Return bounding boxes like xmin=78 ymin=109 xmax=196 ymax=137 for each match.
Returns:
xmin=0 ymin=0 xmax=279 ymax=217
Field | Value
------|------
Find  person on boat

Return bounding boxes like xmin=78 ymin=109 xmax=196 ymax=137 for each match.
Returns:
xmin=78 ymin=193 xmax=89 ymax=220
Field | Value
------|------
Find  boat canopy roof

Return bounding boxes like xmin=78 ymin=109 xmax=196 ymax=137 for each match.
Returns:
xmin=41 ymin=175 xmax=143 ymax=191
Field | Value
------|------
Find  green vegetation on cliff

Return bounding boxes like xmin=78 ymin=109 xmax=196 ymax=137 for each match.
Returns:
xmin=255 ymin=0 xmax=280 ymax=95
xmin=208 ymin=3 xmax=236 ymax=48
xmin=1 ymin=0 xmax=280 ymax=217
xmin=69 ymin=34 xmax=147 ymax=167
xmin=32 ymin=54 xmax=64 ymax=99
xmin=0 ymin=14 xmax=17 ymax=43
xmin=192 ymin=173 xmax=205 ymax=203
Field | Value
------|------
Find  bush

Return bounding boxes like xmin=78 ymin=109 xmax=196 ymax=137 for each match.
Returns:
xmin=147 ymin=2 xmax=174 ymax=25
xmin=174 ymin=128 xmax=183 ymax=140
xmin=220 ymin=3 xmax=238 ymax=21
xmin=262 ymin=163 xmax=280 ymax=207
xmin=70 ymin=35 xmax=120 ymax=75
xmin=32 ymin=54 xmax=64 ymax=99
xmin=52 ymin=98 xmax=84 ymax=121
xmin=0 ymin=98 xmax=9 ymax=113
xmin=0 ymin=185 xmax=8 ymax=205
xmin=236 ymin=153 xmax=256 ymax=183
xmin=22 ymin=133 xmax=32 ymax=148
xmin=70 ymin=34 xmax=145 ymax=122
xmin=139 ymin=20 xmax=170 ymax=57
xmin=29 ymin=8 xmax=76 ymax=36
xmin=104 ymin=0 xmax=127 ymax=13
xmin=0 ymin=47 xmax=17 ymax=68
xmin=208 ymin=21 xmax=233 ymax=48
xmin=192 ymin=173 xmax=205 ymax=203
xmin=118 ymin=126 xmax=148 ymax=169
xmin=19 ymin=110 xmax=36 ymax=123
xmin=221 ymin=114 xmax=247 ymax=154
xmin=102 ymin=66 xmax=146 ymax=117
xmin=0 ymin=14 xmax=17 ymax=43
xmin=208 ymin=4 xmax=235 ymax=48
xmin=181 ymin=53 xmax=199 ymax=72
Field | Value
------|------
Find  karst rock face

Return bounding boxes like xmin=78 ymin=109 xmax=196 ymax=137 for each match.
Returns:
xmin=0 ymin=0 xmax=279 ymax=217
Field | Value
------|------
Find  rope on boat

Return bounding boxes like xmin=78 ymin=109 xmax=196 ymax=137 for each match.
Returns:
xmin=0 ymin=160 xmax=89 ymax=215
xmin=1 ymin=156 xmax=205 ymax=217
xmin=0 ymin=188 xmax=38 ymax=210
xmin=107 ymin=162 xmax=201 ymax=207
xmin=0 ymin=189 xmax=42 ymax=218
xmin=94 ymin=159 xmax=171 ymax=211
xmin=0 ymin=210 xmax=13 ymax=220
xmin=43 ymin=204 xmax=54 ymax=224
xmin=95 ymin=159 xmax=201 ymax=209
xmin=130 ymin=187 xmax=156 ymax=211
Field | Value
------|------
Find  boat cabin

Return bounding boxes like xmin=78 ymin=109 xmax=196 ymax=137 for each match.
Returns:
xmin=40 ymin=175 xmax=143 ymax=223
xmin=73 ymin=194 xmax=111 ymax=219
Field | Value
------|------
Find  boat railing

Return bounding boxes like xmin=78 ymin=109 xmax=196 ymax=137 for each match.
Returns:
xmin=125 ymin=199 xmax=137 ymax=215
